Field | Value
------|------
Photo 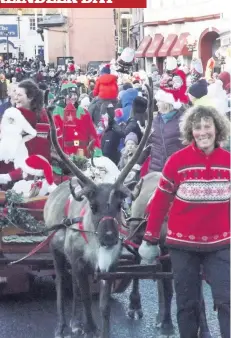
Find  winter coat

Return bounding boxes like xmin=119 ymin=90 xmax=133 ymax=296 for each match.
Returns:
xmin=112 ymin=117 xmax=143 ymax=147
xmin=93 ymin=74 xmax=118 ymax=100
xmin=140 ymin=110 xmax=184 ymax=173
xmin=193 ymin=95 xmax=216 ymax=108
xmin=115 ymin=88 xmax=138 ymax=124
xmin=101 ymin=128 xmax=121 ymax=165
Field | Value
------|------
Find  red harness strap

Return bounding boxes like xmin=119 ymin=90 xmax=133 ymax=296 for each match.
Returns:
xmin=65 ymin=198 xmax=88 ymax=243
xmin=77 ymin=208 xmax=88 ymax=243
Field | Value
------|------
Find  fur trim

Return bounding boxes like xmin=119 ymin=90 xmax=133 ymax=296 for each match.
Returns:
xmin=25 ymin=155 xmax=54 ymax=185
xmin=155 ymin=89 xmax=182 ymax=109
xmin=2 ymin=107 xmax=37 ymax=137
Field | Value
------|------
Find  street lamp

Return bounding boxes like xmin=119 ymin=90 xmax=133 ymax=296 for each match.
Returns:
xmin=17 ymin=9 xmax=22 ymax=58
xmin=186 ymin=35 xmax=197 ymax=52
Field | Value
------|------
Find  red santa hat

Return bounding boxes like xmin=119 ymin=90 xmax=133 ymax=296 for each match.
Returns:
xmin=160 ymin=68 xmax=188 ymax=104
xmin=155 ymin=89 xmax=182 ymax=110
xmin=24 ymin=155 xmax=54 ymax=185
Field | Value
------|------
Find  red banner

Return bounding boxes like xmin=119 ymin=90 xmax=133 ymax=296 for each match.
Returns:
xmin=0 ymin=0 xmax=146 ymax=8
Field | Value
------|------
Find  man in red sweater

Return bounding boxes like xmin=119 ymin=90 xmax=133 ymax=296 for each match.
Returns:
xmin=139 ymin=106 xmax=230 ymax=338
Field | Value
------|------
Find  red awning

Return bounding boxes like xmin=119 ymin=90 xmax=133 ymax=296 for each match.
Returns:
xmin=157 ymin=34 xmax=178 ymax=57
xmin=135 ymin=36 xmax=152 ymax=58
xmin=145 ymin=34 xmax=164 ymax=57
xmin=170 ymin=32 xmax=192 ymax=56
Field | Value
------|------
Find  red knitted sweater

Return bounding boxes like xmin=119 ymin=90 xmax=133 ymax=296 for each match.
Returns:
xmin=144 ymin=143 xmax=231 ymax=251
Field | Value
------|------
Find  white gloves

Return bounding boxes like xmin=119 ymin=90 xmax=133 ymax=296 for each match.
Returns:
xmin=138 ymin=240 xmax=160 ymax=264
xmin=0 ymin=174 xmax=11 ymax=185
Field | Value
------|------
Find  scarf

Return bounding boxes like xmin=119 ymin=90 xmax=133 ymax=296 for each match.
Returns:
xmin=161 ymin=110 xmax=177 ymax=124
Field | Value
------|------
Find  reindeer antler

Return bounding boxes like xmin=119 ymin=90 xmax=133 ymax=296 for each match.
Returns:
xmin=46 ymin=106 xmax=97 ymax=188
xmin=113 ymin=84 xmax=153 ymax=188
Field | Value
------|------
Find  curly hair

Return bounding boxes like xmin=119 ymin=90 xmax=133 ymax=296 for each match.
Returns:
xmin=180 ymin=105 xmax=230 ymax=145
xmin=18 ymin=79 xmax=44 ymax=119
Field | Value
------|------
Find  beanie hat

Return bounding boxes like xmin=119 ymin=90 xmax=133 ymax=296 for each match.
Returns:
xmin=132 ymin=96 xmax=148 ymax=114
xmin=166 ymin=56 xmax=177 ymax=71
xmin=188 ymin=79 xmax=208 ymax=99
xmin=123 ymin=82 xmax=133 ymax=91
xmin=218 ymin=71 xmax=230 ymax=92
xmin=24 ymin=155 xmax=54 ymax=185
xmin=155 ymin=90 xmax=182 ymax=110
xmin=100 ymin=64 xmax=111 ymax=75
xmin=125 ymin=132 xmax=138 ymax=145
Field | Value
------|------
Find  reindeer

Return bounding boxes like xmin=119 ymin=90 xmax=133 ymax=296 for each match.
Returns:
xmin=44 ymin=84 xmax=153 ymax=338
xmin=127 ymin=172 xmax=212 ymax=338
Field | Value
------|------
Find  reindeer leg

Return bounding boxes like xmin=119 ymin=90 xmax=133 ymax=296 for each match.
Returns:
xmin=127 ymin=252 xmax=143 ymax=319
xmin=75 ymin=265 xmax=99 ymax=338
xmin=199 ymin=280 xmax=212 ymax=338
xmin=51 ymin=241 xmax=68 ymax=338
xmin=99 ymin=279 xmax=112 ymax=338
xmin=70 ymin=275 xmax=83 ymax=336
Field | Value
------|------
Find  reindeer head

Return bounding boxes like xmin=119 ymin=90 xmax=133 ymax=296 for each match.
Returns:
xmin=70 ymin=180 xmax=129 ymax=247
xmin=46 ymin=84 xmax=153 ymax=250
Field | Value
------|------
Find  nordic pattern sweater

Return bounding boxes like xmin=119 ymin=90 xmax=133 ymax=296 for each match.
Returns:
xmin=144 ymin=142 xmax=231 ymax=251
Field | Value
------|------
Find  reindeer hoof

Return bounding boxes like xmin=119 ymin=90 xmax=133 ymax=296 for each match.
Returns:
xmin=83 ymin=328 xmax=100 ymax=338
xmin=55 ymin=325 xmax=70 ymax=338
xmin=127 ymin=308 xmax=143 ymax=319
xmin=199 ymin=332 xmax=212 ymax=338
xmin=159 ymin=321 xmax=175 ymax=336
xmin=71 ymin=327 xmax=84 ymax=336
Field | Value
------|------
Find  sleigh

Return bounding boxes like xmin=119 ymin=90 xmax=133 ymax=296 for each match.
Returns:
xmin=0 ymin=189 xmax=140 ymax=297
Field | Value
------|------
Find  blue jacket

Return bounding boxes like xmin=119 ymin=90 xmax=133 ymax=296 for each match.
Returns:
xmin=115 ymin=88 xmax=138 ymax=124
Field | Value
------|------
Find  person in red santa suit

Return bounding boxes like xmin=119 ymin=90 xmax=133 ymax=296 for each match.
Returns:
xmin=160 ymin=56 xmax=189 ymax=105
xmin=0 ymin=80 xmax=51 ymax=189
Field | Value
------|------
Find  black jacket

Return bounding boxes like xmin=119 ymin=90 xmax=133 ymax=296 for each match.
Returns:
xmin=112 ymin=117 xmax=143 ymax=144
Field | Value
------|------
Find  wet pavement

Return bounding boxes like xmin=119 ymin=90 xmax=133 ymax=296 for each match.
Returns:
xmin=0 ymin=277 xmax=221 ymax=338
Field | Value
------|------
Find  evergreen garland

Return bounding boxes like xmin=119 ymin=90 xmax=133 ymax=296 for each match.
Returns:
xmin=0 ymin=190 xmax=46 ymax=232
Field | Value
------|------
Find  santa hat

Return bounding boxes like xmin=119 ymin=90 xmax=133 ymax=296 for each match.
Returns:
xmin=166 ymin=56 xmax=177 ymax=71
xmin=24 ymin=155 xmax=54 ymax=185
xmin=155 ymin=90 xmax=182 ymax=110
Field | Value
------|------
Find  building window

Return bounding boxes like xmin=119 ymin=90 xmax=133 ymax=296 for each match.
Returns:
xmin=29 ymin=17 xmax=43 ymax=31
